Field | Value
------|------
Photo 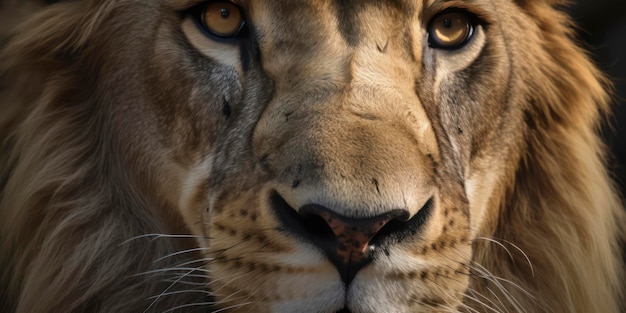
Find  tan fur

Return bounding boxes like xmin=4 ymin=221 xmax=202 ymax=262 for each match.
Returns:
xmin=1 ymin=0 xmax=624 ymax=312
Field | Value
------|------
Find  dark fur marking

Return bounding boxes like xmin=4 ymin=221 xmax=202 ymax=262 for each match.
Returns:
xmin=333 ymin=0 xmax=363 ymax=46
xmin=420 ymin=297 xmax=445 ymax=307
xmin=259 ymin=153 xmax=272 ymax=172
xmin=377 ymin=40 xmax=389 ymax=53
xmin=222 ymin=97 xmax=231 ymax=118
xmin=372 ymin=178 xmax=381 ymax=194
xmin=291 ymin=179 xmax=301 ymax=188
xmin=523 ymin=108 xmax=537 ymax=131
xmin=332 ymin=0 xmax=406 ymax=46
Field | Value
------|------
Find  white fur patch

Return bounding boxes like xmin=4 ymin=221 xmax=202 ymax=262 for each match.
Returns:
xmin=181 ymin=18 xmax=243 ymax=75
xmin=177 ymin=156 xmax=213 ymax=240
xmin=466 ymin=168 xmax=499 ymax=236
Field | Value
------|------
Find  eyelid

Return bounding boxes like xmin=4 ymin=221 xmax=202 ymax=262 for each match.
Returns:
xmin=423 ymin=4 xmax=490 ymax=28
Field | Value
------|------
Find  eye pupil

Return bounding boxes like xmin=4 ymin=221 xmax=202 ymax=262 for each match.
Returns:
xmin=197 ymin=1 xmax=245 ymax=38
xmin=427 ymin=10 xmax=474 ymax=50
xmin=220 ymin=8 xmax=230 ymax=18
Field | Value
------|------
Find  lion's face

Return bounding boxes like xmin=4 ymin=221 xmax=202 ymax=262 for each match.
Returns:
xmin=109 ymin=0 xmax=529 ymax=311
xmin=3 ymin=0 xmax=624 ymax=311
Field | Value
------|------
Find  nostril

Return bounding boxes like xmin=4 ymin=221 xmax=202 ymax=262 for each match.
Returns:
xmin=371 ymin=197 xmax=433 ymax=247
xmin=299 ymin=205 xmax=409 ymax=264
xmin=270 ymin=192 xmax=337 ymax=240
xmin=300 ymin=211 xmax=336 ymax=240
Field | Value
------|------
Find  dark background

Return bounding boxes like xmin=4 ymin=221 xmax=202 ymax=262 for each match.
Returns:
xmin=569 ymin=0 xmax=626 ymax=196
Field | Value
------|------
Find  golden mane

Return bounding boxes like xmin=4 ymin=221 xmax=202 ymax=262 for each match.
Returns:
xmin=1 ymin=2 xmax=202 ymax=311
xmin=471 ymin=1 xmax=625 ymax=311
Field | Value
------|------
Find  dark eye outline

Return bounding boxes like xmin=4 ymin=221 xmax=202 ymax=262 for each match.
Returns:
xmin=188 ymin=0 xmax=247 ymax=40
xmin=427 ymin=9 xmax=480 ymax=50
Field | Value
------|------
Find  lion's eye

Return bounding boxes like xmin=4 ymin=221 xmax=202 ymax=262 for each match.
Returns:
xmin=427 ymin=10 xmax=474 ymax=50
xmin=198 ymin=1 xmax=245 ymax=38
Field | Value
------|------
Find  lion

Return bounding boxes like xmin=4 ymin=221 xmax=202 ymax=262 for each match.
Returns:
xmin=0 ymin=0 xmax=624 ymax=312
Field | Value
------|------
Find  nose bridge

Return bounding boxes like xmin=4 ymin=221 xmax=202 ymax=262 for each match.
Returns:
xmin=299 ymin=99 xmax=435 ymax=211
xmin=306 ymin=45 xmax=435 ymax=191
xmin=306 ymin=17 xmax=422 ymax=125
xmin=256 ymin=80 xmax=438 ymax=221
xmin=346 ymin=41 xmax=419 ymax=100
xmin=253 ymin=6 xmax=436 ymax=219
xmin=255 ymin=50 xmax=437 ymax=218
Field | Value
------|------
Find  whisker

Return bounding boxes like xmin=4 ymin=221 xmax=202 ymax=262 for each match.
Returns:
xmin=474 ymin=236 xmax=534 ymax=277
xmin=169 ymin=257 xmax=214 ymax=269
xmin=410 ymin=292 xmax=462 ymax=313
xmin=456 ymin=299 xmax=483 ymax=313
xmin=160 ymin=289 xmax=252 ymax=313
xmin=423 ymin=236 xmax=530 ymax=313
xmin=133 ymin=267 xmax=212 ymax=277
xmin=159 ymin=301 xmax=222 ymax=313
xmin=468 ymin=263 xmax=529 ymax=313
xmin=485 ymin=286 xmax=509 ymax=313
xmin=146 ymin=289 xmax=214 ymax=300
xmin=474 ymin=237 xmax=514 ymax=262
xmin=497 ymin=238 xmax=535 ymax=278
xmin=120 ymin=233 xmax=210 ymax=245
xmin=161 ymin=279 xmax=208 ymax=286
xmin=464 ymin=288 xmax=504 ymax=313
xmin=157 ymin=273 xmax=210 ymax=280
xmin=209 ymin=273 xmax=250 ymax=294
xmin=153 ymin=247 xmax=210 ymax=263
xmin=470 ymin=262 xmax=534 ymax=299
xmin=203 ymin=301 xmax=252 ymax=313
xmin=145 ymin=269 xmax=200 ymax=313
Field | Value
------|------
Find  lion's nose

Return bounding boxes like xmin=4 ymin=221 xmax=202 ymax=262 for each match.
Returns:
xmin=300 ymin=203 xmax=408 ymax=270
xmin=270 ymin=192 xmax=428 ymax=285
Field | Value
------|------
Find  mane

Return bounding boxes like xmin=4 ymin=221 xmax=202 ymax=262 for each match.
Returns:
xmin=1 ymin=2 xmax=202 ymax=312
xmin=471 ymin=1 xmax=625 ymax=312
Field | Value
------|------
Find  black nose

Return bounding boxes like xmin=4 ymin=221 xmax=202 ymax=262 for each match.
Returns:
xmin=271 ymin=192 xmax=432 ymax=285
xmin=299 ymin=204 xmax=407 ymax=270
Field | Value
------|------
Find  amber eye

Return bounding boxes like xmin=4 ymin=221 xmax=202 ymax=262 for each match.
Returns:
xmin=427 ymin=11 xmax=474 ymax=50
xmin=199 ymin=1 xmax=245 ymax=37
